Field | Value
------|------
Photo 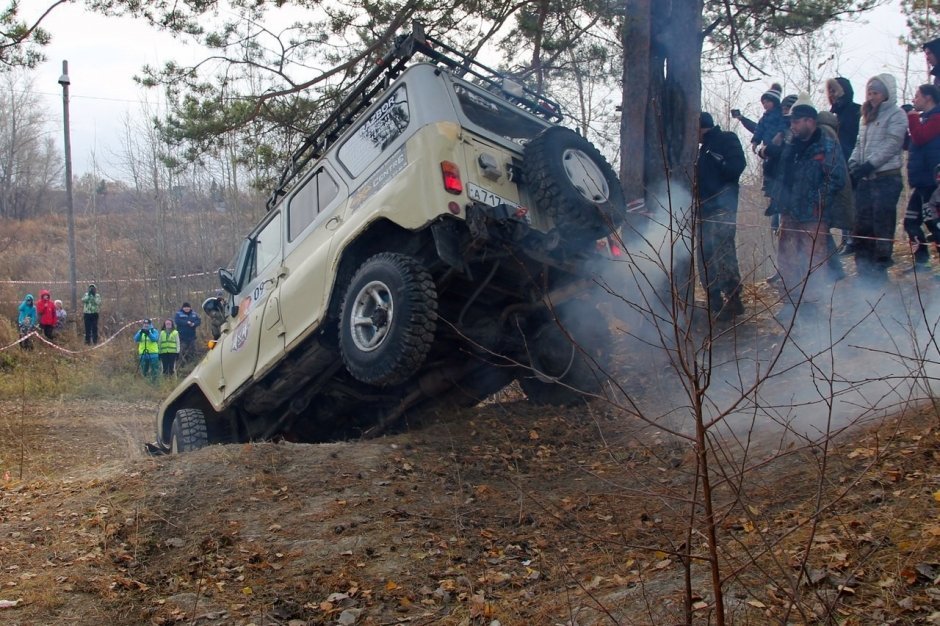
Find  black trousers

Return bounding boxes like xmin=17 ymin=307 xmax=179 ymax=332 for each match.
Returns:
xmin=84 ymin=312 xmax=99 ymax=344
xmin=904 ymin=186 xmax=940 ymax=262
xmin=160 ymin=353 xmax=178 ymax=376
xmin=854 ymin=175 xmax=902 ymax=264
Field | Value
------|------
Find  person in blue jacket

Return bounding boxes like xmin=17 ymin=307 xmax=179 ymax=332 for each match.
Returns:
xmin=17 ymin=294 xmax=37 ymax=327
xmin=173 ymin=302 xmax=202 ymax=365
xmin=134 ymin=319 xmax=160 ymax=383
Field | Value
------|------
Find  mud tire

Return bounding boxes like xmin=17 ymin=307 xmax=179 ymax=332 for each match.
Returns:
xmin=170 ymin=408 xmax=208 ymax=453
xmin=339 ymin=252 xmax=438 ymax=387
xmin=522 ymin=126 xmax=625 ymax=247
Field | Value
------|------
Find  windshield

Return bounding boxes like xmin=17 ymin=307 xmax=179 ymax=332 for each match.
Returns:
xmin=454 ymin=84 xmax=547 ymax=144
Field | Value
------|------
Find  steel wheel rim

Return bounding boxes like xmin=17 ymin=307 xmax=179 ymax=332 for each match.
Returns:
xmin=562 ymin=148 xmax=610 ymax=204
xmin=350 ymin=280 xmax=394 ymax=352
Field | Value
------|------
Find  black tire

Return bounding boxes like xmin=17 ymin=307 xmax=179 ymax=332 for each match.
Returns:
xmin=170 ymin=408 xmax=208 ymax=453
xmin=339 ymin=252 xmax=438 ymax=386
xmin=522 ymin=126 xmax=625 ymax=246
xmin=519 ymin=321 xmax=608 ymax=406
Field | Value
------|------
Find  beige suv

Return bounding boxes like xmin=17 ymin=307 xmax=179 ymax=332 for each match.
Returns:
xmin=154 ymin=24 xmax=628 ymax=452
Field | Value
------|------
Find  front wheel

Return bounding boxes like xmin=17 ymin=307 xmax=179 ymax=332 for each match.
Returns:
xmin=170 ymin=408 xmax=208 ymax=453
xmin=339 ymin=252 xmax=438 ymax=387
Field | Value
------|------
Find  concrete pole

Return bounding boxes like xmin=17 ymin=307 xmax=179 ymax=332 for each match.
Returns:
xmin=59 ymin=60 xmax=78 ymax=312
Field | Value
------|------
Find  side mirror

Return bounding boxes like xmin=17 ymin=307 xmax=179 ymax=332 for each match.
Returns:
xmin=219 ymin=268 xmax=239 ymax=295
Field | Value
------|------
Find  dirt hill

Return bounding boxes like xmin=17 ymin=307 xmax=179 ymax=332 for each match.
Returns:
xmin=0 ymin=384 xmax=938 ymax=625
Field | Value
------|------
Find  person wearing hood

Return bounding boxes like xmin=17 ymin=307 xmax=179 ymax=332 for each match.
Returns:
xmin=923 ymin=38 xmax=940 ymax=87
xmin=903 ymin=83 xmax=940 ymax=267
xmin=768 ymin=93 xmax=846 ymax=320
xmin=81 ymin=284 xmax=101 ymax=345
xmin=827 ymin=77 xmax=862 ymax=253
xmin=848 ymin=73 xmax=908 ymax=277
xmin=35 ymin=289 xmax=57 ymax=339
xmin=17 ymin=293 xmax=37 ymax=325
xmin=134 ymin=319 xmax=160 ymax=383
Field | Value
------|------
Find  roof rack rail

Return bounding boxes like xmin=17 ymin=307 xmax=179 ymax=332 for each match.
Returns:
xmin=265 ymin=22 xmax=563 ymax=211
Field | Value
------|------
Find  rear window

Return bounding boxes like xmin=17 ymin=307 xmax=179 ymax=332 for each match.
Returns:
xmin=338 ymin=85 xmax=410 ymax=177
xmin=454 ymin=84 xmax=547 ymax=143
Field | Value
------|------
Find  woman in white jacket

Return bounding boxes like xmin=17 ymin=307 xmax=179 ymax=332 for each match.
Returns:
xmin=848 ymin=73 xmax=908 ymax=276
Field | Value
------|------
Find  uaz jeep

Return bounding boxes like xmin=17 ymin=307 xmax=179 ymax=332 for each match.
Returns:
xmin=154 ymin=23 xmax=628 ymax=452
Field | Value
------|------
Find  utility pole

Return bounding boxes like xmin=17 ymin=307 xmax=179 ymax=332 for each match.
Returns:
xmin=59 ymin=61 xmax=78 ymax=312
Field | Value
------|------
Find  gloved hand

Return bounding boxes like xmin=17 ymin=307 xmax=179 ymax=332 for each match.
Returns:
xmin=902 ymin=103 xmax=914 ymax=113
xmin=850 ymin=162 xmax=876 ymax=186
xmin=706 ymin=150 xmax=725 ymax=164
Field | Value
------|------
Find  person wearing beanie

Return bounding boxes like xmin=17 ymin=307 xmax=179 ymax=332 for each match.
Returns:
xmin=697 ymin=111 xmax=747 ymax=321
xmin=768 ymin=92 xmax=847 ymax=322
xmin=903 ymin=83 xmax=940 ymax=268
xmin=81 ymin=284 xmax=101 ymax=344
xmin=848 ymin=73 xmax=907 ymax=277
xmin=174 ymin=300 xmax=202 ymax=366
xmin=923 ymin=38 xmax=940 ymax=87
xmin=781 ymin=94 xmax=798 ymax=115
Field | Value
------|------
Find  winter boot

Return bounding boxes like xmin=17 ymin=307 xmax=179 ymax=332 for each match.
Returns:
xmin=717 ymin=293 xmax=745 ymax=322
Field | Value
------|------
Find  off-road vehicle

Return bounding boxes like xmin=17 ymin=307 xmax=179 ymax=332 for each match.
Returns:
xmin=154 ymin=23 xmax=630 ymax=452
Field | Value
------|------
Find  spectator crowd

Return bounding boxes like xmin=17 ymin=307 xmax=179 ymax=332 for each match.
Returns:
xmin=14 ymin=285 xmax=202 ymax=383
xmin=696 ymin=36 xmax=940 ymax=324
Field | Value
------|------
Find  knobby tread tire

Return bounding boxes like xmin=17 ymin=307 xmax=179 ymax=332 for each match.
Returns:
xmin=522 ymin=126 xmax=625 ymax=246
xmin=171 ymin=408 xmax=209 ymax=453
xmin=339 ymin=252 xmax=438 ymax=387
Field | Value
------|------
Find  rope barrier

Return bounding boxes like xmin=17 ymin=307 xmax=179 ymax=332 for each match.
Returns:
xmin=0 ymin=319 xmax=148 ymax=355
xmin=0 ymin=271 xmax=216 ymax=285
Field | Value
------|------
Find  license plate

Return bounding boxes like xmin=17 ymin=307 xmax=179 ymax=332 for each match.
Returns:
xmin=467 ymin=182 xmax=520 ymax=210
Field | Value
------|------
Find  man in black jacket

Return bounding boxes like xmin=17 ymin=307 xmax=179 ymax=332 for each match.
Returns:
xmin=697 ymin=112 xmax=747 ymax=321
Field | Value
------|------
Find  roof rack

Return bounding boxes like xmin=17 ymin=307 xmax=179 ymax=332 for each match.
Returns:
xmin=265 ymin=22 xmax=563 ymax=211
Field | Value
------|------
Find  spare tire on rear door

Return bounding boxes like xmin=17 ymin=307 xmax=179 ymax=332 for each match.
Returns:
xmin=522 ymin=126 xmax=625 ymax=249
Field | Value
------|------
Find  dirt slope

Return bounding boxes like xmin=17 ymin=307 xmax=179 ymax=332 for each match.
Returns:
xmin=1 ymin=386 xmax=938 ymax=625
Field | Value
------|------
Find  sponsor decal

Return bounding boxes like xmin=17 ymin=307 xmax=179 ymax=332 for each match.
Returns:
xmin=348 ymin=147 xmax=408 ymax=213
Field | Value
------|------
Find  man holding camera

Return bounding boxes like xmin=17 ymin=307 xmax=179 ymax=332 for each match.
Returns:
xmin=134 ymin=320 xmax=160 ymax=383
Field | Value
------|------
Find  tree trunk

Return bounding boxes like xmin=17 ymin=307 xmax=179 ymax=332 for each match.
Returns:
xmin=619 ymin=0 xmax=651 ymax=203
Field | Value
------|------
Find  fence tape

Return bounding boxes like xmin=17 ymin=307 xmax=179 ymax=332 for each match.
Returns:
xmin=0 ymin=319 xmax=148 ymax=355
xmin=0 ymin=270 xmax=216 ymax=286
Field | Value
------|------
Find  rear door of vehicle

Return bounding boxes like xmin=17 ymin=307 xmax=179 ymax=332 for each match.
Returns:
xmin=278 ymin=164 xmax=348 ymax=349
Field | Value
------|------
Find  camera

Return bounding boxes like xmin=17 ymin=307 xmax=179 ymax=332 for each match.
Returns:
xmin=731 ymin=108 xmax=741 ymax=118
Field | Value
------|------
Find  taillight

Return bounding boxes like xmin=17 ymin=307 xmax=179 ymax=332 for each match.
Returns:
xmin=440 ymin=161 xmax=463 ymax=194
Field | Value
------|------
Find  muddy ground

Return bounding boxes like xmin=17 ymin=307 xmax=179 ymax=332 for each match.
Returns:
xmin=1 ymin=273 xmax=940 ymax=624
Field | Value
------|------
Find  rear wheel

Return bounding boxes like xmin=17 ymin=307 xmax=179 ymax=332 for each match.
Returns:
xmin=170 ymin=408 xmax=208 ymax=453
xmin=523 ymin=127 xmax=625 ymax=248
xmin=339 ymin=252 xmax=438 ymax=386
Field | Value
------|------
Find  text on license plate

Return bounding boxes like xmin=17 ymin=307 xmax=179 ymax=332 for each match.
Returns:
xmin=467 ymin=183 xmax=520 ymax=210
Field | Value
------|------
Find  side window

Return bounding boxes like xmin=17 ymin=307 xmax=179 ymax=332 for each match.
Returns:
xmin=288 ymin=169 xmax=340 ymax=241
xmin=338 ymin=85 xmax=410 ymax=177
xmin=252 ymin=212 xmax=282 ymax=280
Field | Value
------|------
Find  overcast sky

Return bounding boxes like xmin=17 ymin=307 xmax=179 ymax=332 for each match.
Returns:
xmin=20 ymin=0 xmax=914 ymax=178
